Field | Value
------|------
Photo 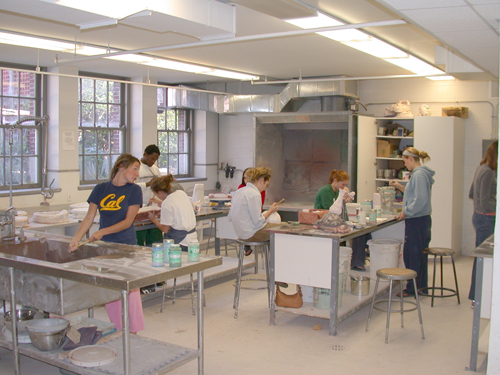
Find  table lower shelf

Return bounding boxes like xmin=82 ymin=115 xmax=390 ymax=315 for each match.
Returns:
xmin=0 ymin=333 xmax=198 ymax=375
xmin=275 ymin=278 xmax=392 ymax=323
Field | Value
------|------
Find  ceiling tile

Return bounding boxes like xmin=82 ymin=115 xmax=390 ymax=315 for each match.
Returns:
xmin=435 ymin=29 xmax=499 ymax=48
xmin=378 ymin=0 xmax=467 ymax=10
xmin=460 ymin=47 xmax=499 ymax=61
xmin=403 ymin=6 xmax=490 ymax=32
xmin=467 ymin=0 xmax=500 ymax=4
xmin=473 ymin=4 xmax=500 ymax=29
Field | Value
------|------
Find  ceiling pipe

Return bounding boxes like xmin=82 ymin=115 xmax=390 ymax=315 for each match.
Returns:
xmin=252 ymin=73 xmax=449 ymax=85
xmin=55 ymin=19 xmax=406 ymax=65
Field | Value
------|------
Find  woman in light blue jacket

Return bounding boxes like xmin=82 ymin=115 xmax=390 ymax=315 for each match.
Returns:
xmin=390 ymin=147 xmax=434 ymax=297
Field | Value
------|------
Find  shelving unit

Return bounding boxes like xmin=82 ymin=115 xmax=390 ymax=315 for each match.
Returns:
xmin=358 ymin=115 xmax=466 ymax=250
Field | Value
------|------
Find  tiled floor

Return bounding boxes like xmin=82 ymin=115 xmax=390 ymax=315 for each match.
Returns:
xmin=0 ymin=253 xmax=488 ymax=375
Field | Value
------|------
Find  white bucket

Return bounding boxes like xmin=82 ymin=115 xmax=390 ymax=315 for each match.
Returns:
xmin=339 ymin=247 xmax=352 ymax=291
xmin=313 ymin=272 xmax=345 ymax=309
xmin=367 ymin=239 xmax=401 ymax=280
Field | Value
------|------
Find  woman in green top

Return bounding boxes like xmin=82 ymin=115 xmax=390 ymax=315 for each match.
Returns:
xmin=314 ymin=169 xmax=350 ymax=209
xmin=314 ymin=169 xmax=368 ymax=270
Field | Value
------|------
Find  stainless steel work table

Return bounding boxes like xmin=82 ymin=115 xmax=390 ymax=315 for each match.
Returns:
xmin=0 ymin=235 xmax=222 ymax=375
xmin=266 ymin=218 xmax=400 ymax=336
xmin=133 ymin=206 xmax=229 ymax=255
xmin=469 ymin=234 xmax=494 ymax=372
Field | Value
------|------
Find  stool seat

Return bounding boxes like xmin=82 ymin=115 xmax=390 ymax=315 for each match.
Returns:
xmin=236 ymin=239 xmax=269 ymax=246
xmin=366 ymin=267 xmax=425 ymax=343
xmin=419 ymin=247 xmax=460 ymax=307
xmin=424 ymin=247 xmax=455 ymax=256
xmin=377 ymin=268 xmax=417 ymax=281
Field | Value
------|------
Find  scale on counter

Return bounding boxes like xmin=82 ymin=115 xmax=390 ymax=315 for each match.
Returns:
xmin=209 ymin=198 xmax=231 ymax=210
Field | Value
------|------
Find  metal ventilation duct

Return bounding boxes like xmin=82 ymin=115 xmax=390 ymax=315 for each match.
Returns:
xmin=167 ymin=79 xmax=358 ymax=114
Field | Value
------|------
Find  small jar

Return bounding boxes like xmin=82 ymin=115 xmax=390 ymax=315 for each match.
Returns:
xmin=368 ymin=210 xmax=377 ymax=223
xmin=152 ymin=242 xmax=164 ymax=267
xmin=169 ymin=244 xmax=182 ymax=268
xmin=163 ymin=239 xmax=174 ymax=264
xmin=188 ymin=239 xmax=200 ymax=262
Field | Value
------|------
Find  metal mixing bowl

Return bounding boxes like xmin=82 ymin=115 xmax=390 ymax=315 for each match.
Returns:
xmin=3 ymin=309 xmax=37 ymax=332
xmin=25 ymin=318 xmax=70 ymax=351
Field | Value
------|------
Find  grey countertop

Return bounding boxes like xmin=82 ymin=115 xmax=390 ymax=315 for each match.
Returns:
xmin=470 ymin=234 xmax=494 ymax=258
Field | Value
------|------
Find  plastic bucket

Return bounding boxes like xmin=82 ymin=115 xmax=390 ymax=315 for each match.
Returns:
xmin=313 ymin=273 xmax=345 ymax=309
xmin=367 ymin=239 xmax=401 ymax=280
xmin=339 ymin=247 xmax=352 ymax=292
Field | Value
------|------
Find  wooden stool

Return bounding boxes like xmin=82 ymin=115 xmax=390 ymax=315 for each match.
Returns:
xmin=418 ymin=247 xmax=460 ymax=307
xmin=233 ymin=239 xmax=270 ymax=319
xmin=366 ymin=268 xmax=425 ymax=343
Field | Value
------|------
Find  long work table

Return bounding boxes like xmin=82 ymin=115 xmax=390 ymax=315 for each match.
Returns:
xmin=0 ymin=233 xmax=222 ymax=375
xmin=266 ymin=217 xmax=401 ymax=336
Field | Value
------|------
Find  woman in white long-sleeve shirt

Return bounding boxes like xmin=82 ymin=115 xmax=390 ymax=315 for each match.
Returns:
xmin=229 ymin=167 xmax=280 ymax=250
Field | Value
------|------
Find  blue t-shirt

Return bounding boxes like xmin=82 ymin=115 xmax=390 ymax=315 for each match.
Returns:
xmin=88 ymin=181 xmax=142 ymax=245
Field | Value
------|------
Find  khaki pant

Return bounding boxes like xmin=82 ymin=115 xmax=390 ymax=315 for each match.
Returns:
xmin=243 ymin=222 xmax=282 ymax=242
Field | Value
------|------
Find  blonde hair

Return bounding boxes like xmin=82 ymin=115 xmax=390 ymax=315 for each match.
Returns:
xmin=150 ymin=174 xmax=176 ymax=194
xmin=246 ymin=167 xmax=272 ymax=183
xmin=403 ymin=147 xmax=431 ymax=163
xmin=329 ymin=169 xmax=349 ymax=184
xmin=110 ymin=154 xmax=140 ymax=179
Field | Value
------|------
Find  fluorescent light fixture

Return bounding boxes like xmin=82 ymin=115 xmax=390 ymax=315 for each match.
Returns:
xmin=425 ymin=75 xmax=455 ymax=81
xmin=384 ymin=56 xmax=443 ymax=75
xmin=202 ymin=69 xmax=260 ymax=81
xmin=66 ymin=45 xmax=109 ymax=56
xmin=284 ymin=12 xmax=445 ymax=77
xmin=0 ymin=32 xmax=75 ymax=51
xmin=318 ymin=29 xmax=371 ymax=43
xmin=342 ymin=39 xmax=408 ymax=59
xmin=285 ymin=13 xmax=342 ymax=28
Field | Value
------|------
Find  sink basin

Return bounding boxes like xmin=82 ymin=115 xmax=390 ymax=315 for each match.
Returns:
xmin=0 ymin=237 xmax=125 ymax=263
xmin=0 ymin=235 xmax=127 ymax=314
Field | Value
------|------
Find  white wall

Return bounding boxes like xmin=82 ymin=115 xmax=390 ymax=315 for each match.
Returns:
xmin=358 ymin=78 xmax=498 ymax=255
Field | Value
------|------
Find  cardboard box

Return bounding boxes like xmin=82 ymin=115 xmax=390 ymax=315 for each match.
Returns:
xmin=298 ymin=209 xmax=328 ymax=224
xmin=377 ymin=139 xmax=399 ymax=158
xmin=442 ymin=107 xmax=468 ymax=119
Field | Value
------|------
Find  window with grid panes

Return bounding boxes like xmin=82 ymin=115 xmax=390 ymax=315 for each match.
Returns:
xmin=78 ymin=77 xmax=125 ymax=184
xmin=0 ymin=67 xmax=43 ymax=190
xmin=156 ymin=87 xmax=191 ymax=177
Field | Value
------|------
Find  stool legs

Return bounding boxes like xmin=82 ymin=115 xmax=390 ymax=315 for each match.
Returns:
xmin=160 ymin=274 xmax=204 ymax=315
xmin=413 ymin=278 xmax=425 ymax=340
xmin=451 ymin=255 xmax=461 ymax=304
xmin=366 ymin=276 xmax=425 ymax=343
xmin=420 ymin=253 xmax=460 ymax=307
xmin=233 ymin=243 xmax=245 ymax=318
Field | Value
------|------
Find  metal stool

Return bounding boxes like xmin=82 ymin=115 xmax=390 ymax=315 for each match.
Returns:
xmin=366 ymin=268 xmax=425 ymax=343
xmin=233 ymin=239 xmax=270 ymax=319
xmin=160 ymin=274 xmax=205 ymax=315
xmin=418 ymin=247 xmax=460 ymax=307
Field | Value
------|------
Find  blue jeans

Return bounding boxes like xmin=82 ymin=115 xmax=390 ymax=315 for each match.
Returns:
xmin=469 ymin=212 xmax=496 ymax=300
xmin=403 ymin=215 xmax=432 ymax=295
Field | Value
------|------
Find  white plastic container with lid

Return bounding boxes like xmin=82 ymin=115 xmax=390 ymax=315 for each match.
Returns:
xmin=367 ymin=239 xmax=402 ymax=280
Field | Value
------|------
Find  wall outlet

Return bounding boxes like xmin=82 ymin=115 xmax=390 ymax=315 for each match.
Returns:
xmin=67 ymin=193 xmax=71 ymax=202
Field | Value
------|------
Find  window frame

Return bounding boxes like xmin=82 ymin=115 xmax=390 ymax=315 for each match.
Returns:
xmin=156 ymin=87 xmax=193 ymax=178
xmin=0 ymin=63 xmax=44 ymax=191
xmin=78 ymin=74 xmax=127 ymax=185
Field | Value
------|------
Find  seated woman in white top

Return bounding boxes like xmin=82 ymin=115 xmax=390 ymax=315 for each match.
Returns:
xmin=147 ymin=174 xmax=197 ymax=251
xmin=229 ymin=167 xmax=280 ymax=251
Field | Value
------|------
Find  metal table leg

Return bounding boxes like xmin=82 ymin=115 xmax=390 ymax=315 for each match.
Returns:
xmin=214 ymin=218 xmax=220 ymax=256
xmin=269 ymin=233 xmax=276 ymax=325
xmin=329 ymin=239 xmax=340 ymax=336
xmin=121 ymin=290 xmax=131 ymax=375
xmin=197 ymin=270 xmax=204 ymax=375
xmin=9 ymin=267 xmax=20 ymax=375
xmin=469 ymin=256 xmax=484 ymax=371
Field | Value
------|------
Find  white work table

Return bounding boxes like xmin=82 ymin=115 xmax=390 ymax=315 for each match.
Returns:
xmin=266 ymin=218 xmax=401 ymax=336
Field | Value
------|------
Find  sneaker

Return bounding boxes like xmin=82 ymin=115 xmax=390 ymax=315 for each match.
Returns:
xmin=471 ymin=300 xmax=475 ymax=309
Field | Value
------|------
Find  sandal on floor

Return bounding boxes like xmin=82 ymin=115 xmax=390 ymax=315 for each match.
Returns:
xmin=351 ymin=266 xmax=366 ymax=271
xmin=244 ymin=248 xmax=253 ymax=256
xmin=396 ymin=291 xmax=412 ymax=298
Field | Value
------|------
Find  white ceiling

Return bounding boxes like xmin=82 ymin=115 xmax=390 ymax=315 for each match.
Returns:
xmin=0 ymin=0 xmax=497 ymax=87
